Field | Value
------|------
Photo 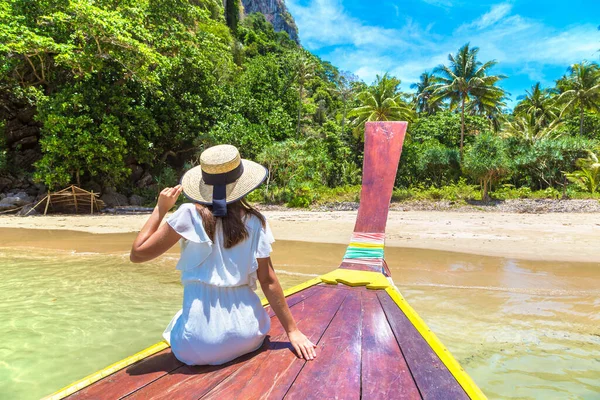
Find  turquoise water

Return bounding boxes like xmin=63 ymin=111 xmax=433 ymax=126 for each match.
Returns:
xmin=1 ymin=232 xmax=599 ymax=399
xmin=0 ymin=249 xmax=183 ymax=400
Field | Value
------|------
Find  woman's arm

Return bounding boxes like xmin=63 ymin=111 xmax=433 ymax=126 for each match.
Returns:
xmin=130 ymin=185 xmax=183 ymax=263
xmin=257 ymin=257 xmax=317 ymax=360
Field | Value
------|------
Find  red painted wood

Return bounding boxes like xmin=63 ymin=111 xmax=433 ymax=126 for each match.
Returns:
xmin=284 ymin=291 xmax=363 ymax=400
xmin=377 ymin=292 xmax=468 ymax=400
xmin=123 ymin=286 xmax=342 ymax=399
xmin=200 ymin=287 xmax=348 ymax=400
xmin=339 ymin=260 xmax=384 ymax=273
xmin=122 ymin=350 xmax=259 ymax=400
xmin=354 ymin=121 xmax=406 ymax=234
xmin=361 ymin=291 xmax=421 ymax=400
xmin=66 ymin=349 xmax=182 ymax=399
xmin=265 ymin=283 xmax=324 ymax=318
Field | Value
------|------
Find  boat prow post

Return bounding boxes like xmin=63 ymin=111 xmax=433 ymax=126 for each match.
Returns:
xmin=338 ymin=121 xmax=407 ymax=276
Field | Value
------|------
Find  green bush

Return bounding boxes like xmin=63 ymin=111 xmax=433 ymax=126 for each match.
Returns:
xmin=507 ymin=136 xmax=595 ymax=189
xmin=286 ymin=183 xmax=315 ymax=208
xmin=391 ymin=180 xmax=480 ymax=202
xmin=490 ymin=185 xmax=533 ymax=200
xmin=416 ymin=140 xmax=460 ymax=186
xmin=313 ymin=185 xmax=361 ymax=204
xmin=463 ymin=133 xmax=511 ymax=201
xmin=409 ymin=111 xmax=493 ymax=148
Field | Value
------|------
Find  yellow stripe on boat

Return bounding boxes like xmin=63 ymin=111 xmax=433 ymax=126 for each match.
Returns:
xmin=319 ymin=269 xmax=390 ymax=290
xmin=385 ymin=286 xmax=487 ymax=400
xmin=43 ymin=340 xmax=170 ymax=400
xmin=347 ymin=242 xmax=384 ymax=249
xmin=260 ymin=277 xmax=323 ymax=306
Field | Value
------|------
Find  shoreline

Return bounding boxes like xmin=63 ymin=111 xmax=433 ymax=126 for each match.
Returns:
xmin=1 ymin=210 xmax=599 ymax=263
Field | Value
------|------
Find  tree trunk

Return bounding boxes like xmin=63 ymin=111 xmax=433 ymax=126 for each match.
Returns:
xmin=482 ymin=178 xmax=490 ymax=203
xmin=460 ymin=97 xmax=465 ymax=161
xmin=580 ymin=106 xmax=584 ymax=135
xmin=76 ymin=170 xmax=81 ymax=187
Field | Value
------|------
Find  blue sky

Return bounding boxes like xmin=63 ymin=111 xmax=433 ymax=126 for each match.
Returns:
xmin=286 ymin=0 xmax=600 ymax=107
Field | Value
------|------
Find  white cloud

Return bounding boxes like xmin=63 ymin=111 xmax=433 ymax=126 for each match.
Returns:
xmin=460 ymin=3 xmax=512 ymax=30
xmin=287 ymin=0 xmax=600 ymax=93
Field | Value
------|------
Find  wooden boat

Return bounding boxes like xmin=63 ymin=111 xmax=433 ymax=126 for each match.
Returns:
xmin=44 ymin=121 xmax=486 ymax=400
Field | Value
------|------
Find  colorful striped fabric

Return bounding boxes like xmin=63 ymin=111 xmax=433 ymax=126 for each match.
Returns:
xmin=343 ymin=232 xmax=385 ymax=260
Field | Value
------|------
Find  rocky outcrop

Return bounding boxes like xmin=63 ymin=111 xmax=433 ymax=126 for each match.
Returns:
xmin=0 ymin=191 xmax=35 ymax=211
xmin=239 ymin=0 xmax=299 ymax=43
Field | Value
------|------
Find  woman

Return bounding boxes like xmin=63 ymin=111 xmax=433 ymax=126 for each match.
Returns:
xmin=129 ymin=144 xmax=316 ymax=365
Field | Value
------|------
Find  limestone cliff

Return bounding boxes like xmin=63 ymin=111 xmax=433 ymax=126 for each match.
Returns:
xmin=235 ymin=0 xmax=300 ymax=43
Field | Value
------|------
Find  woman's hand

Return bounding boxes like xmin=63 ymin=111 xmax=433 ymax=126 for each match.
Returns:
xmin=288 ymin=329 xmax=317 ymax=360
xmin=157 ymin=185 xmax=183 ymax=215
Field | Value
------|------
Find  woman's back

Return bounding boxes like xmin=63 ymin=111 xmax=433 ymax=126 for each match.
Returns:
xmin=162 ymin=203 xmax=274 ymax=365
xmin=167 ymin=203 xmax=275 ymax=289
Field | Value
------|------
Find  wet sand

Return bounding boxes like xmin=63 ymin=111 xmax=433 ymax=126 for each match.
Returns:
xmin=1 ymin=209 xmax=599 ymax=262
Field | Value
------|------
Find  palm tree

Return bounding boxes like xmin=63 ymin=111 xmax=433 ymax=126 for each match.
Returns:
xmin=467 ymin=86 xmax=508 ymax=132
xmin=333 ymin=71 xmax=359 ymax=133
xmin=564 ymin=148 xmax=600 ymax=193
xmin=557 ymin=61 xmax=600 ymax=135
xmin=514 ymin=83 xmax=559 ymax=128
xmin=348 ymin=73 xmax=414 ymax=137
xmin=430 ymin=43 xmax=507 ymax=159
xmin=411 ymin=72 xmax=442 ymax=115
xmin=501 ymin=114 xmax=563 ymax=143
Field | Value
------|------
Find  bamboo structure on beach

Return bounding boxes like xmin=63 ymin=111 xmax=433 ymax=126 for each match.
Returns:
xmin=26 ymin=185 xmax=105 ymax=215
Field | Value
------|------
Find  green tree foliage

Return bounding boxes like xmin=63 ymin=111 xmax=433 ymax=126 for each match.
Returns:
xmin=514 ymin=83 xmax=559 ymax=128
xmin=430 ymin=43 xmax=507 ymax=158
xmin=507 ymin=136 xmax=593 ymax=190
xmin=348 ymin=73 xmax=414 ymax=138
xmin=2 ymin=1 xmax=600 ymax=205
xmin=557 ymin=62 xmax=600 ymax=136
xmin=557 ymin=111 xmax=600 ymax=139
xmin=225 ymin=0 xmax=241 ymax=33
xmin=332 ymin=71 xmax=359 ymax=134
xmin=563 ymin=148 xmax=600 ymax=193
xmin=411 ymin=72 xmax=442 ymax=115
xmin=409 ymin=111 xmax=491 ymax=148
xmin=256 ymin=138 xmax=329 ymax=206
xmin=462 ymin=133 xmax=510 ymax=201
xmin=501 ymin=114 xmax=563 ymax=143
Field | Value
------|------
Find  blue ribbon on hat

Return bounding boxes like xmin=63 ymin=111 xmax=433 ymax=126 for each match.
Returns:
xmin=201 ymin=162 xmax=244 ymax=217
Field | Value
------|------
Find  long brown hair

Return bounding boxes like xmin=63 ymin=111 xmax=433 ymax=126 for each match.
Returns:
xmin=194 ymin=198 xmax=266 ymax=248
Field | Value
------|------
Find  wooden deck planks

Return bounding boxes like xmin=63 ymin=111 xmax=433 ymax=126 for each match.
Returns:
xmin=284 ymin=291 xmax=363 ymax=400
xmin=123 ymin=286 xmax=344 ymax=400
xmin=200 ymin=287 xmax=348 ymax=400
xmin=264 ymin=283 xmax=324 ymax=318
xmin=66 ymin=284 xmax=323 ymax=399
xmin=361 ymin=291 xmax=421 ymax=400
xmin=377 ymin=292 xmax=468 ymax=400
xmin=66 ymin=348 xmax=183 ymax=399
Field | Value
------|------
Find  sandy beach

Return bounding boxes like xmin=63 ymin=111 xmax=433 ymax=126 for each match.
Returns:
xmin=1 ymin=209 xmax=598 ymax=263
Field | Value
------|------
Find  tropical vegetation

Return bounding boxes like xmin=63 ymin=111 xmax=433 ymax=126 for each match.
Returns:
xmin=1 ymin=0 xmax=599 ymax=208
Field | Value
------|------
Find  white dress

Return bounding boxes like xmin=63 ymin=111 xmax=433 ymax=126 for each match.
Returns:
xmin=162 ymin=203 xmax=274 ymax=366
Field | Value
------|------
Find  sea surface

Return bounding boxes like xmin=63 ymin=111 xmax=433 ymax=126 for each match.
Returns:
xmin=0 ymin=228 xmax=599 ymax=399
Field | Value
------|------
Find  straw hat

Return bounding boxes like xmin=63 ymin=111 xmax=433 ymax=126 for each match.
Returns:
xmin=180 ymin=144 xmax=267 ymax=207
